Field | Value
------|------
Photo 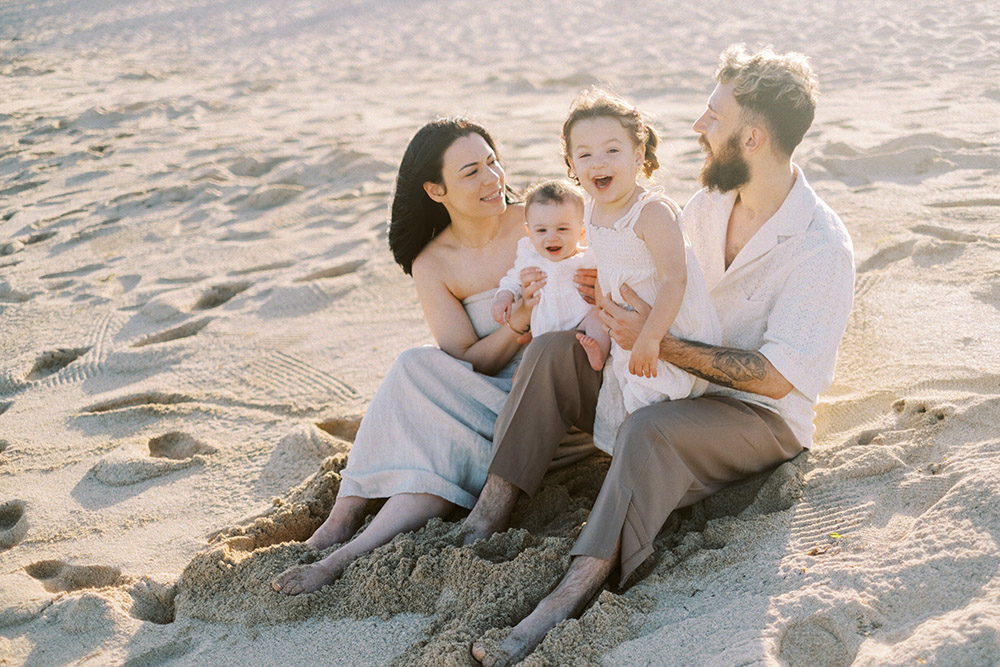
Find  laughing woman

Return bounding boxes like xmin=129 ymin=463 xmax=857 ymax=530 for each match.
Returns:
xmin=273 ymin=118 xmax=591 ymax=595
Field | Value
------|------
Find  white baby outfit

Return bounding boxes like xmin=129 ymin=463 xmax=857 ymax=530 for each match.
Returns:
xmin=497 ymin=237 xmax=596 ymax=335
xmin=586 ymin=188 xmax=722 ymax=454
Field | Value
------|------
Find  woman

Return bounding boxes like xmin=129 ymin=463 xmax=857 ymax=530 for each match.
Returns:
xmin=273 ymin=118 xmax=591 ymax=595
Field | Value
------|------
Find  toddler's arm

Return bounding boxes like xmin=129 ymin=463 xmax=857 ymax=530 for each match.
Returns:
xmin=629 ymin=201 xmax=687 ymax=378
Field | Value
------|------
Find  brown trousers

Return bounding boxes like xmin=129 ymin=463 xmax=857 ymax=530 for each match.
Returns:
xmin=488 ymin=331 xmax=802 ymax=583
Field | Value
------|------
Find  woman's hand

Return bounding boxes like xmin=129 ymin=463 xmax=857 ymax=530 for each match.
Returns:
xmin=519 ymin=266 xmax=546 ymax=310
xmin=507 ymin=303 xmax=533 ymax=345
xmin=598 ymin=283 xmax=651 ymax=351
xmin=574 ymin=268 xmax=598 ymax=305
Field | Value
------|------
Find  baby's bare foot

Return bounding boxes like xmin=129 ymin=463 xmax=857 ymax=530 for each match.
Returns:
xmin=576 ymin=333 xmax=606 ymax=371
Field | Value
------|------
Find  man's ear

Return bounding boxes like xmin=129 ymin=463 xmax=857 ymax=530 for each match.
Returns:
xmin=423 ymin=181 xmax=446 ymax=203
xmin=744 ymin=124 xmax=767 ymax=155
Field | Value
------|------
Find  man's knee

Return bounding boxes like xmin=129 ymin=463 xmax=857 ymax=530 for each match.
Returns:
xmin=616 ymin=405 xmax=670 ymax=455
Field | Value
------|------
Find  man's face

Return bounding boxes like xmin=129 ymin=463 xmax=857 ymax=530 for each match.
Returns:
xmin=693 ymin=82 xmax=751 ymax=192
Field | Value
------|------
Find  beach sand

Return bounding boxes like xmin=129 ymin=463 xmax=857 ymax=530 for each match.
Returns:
xmin=2 ymin=0 xmax=999 ymax=664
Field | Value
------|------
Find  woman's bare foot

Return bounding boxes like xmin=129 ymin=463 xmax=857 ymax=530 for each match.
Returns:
xmin=303 ymin=496 xmax=373 ymax=550
xmin=271 ymin=556 xmax=346 ymax=595
xmin=576 ymin=333 xmax=606 ymax=371
xmin=304 ymin=521 xmax=352 ymax=550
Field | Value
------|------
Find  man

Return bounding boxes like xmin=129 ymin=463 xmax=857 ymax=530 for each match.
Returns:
xmin=464 ymin=44 xmax=856 ymax=666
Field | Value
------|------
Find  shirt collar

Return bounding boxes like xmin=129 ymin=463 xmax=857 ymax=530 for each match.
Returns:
xmin=725 ymin=163 xmax=816 ymax=274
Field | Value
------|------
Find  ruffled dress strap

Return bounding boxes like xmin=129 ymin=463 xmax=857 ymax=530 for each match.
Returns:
xmin=611 ymin=187 xmax=676 ymax=231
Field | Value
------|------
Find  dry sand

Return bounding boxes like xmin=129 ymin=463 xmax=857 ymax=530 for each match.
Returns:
xmin=2 ymin=0 xmax=999 ymax=664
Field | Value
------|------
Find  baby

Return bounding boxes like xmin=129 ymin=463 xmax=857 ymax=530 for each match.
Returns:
xmin=492 ymin=180 xmax=610 ymax=370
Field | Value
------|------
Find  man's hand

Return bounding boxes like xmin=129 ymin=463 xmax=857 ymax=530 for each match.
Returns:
xmin=598 ymin=283 xmax=651 ymax=351
xmin=574 ymin=268 xmax=598 ymax=305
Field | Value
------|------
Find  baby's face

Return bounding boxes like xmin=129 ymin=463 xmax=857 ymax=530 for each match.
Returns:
xmin=526 ymin=201 xmax=585 ymax=262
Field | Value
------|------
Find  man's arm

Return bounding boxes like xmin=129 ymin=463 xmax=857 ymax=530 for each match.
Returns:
xmin=598 ymin=283 xmax=793 ymax=400
xmin=656 ymin=335 xmax=793 ymax=399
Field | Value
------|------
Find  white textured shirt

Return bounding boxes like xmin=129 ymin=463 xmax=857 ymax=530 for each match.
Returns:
xmin=685 ymin=164 xmax=855 ymax=448
xmin=497 ymin=237 xmax=596 ymax=335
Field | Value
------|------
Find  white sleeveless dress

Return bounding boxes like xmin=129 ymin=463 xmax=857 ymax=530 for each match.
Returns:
xmin=337 ymin=289 xmax=595 ymax=508
xmin=586 ymin=189 xmax=722 ymax=454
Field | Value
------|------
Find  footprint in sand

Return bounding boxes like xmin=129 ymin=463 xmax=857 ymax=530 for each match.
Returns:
xmin=0 ymin=500 xmax=28 ymax=549
xmin=294 ymin=259 xmax=367 ymax=283
xmin=192 ymin=280 xmax=250 ymax=310
xmin=227 ymin=155 xmax=287 ymax=177
xmin=779 ymin=616 xmax=855 ymax=667
xmin=25 ymin=559 xmax=123 ymax=593
xmin=0 ymin=283 xmax=34 ymax=303
xmin=90 ymin=432 xmax=216 ymax=486
xmin=24 ymin=231 xmax=58 ymax=246
xmin=244 ymin=184 xmax=303 ymax=209
xmin=24 ymin=346 xmax=92 ymax=381
xmin=0 ymin=400 xmax=11 ymax=417
xmin=131 ymin=317 xmax=211 ymax=347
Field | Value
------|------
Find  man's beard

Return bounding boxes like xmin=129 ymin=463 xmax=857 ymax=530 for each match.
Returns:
xmin=699 ymin=132 xmax=750 ymax=192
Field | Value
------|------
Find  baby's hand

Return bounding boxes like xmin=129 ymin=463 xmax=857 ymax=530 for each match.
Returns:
xmin=492 ymin=291 xmax=515 ymax=324
xmin=628 ymin=336 xmax=660 ymax=378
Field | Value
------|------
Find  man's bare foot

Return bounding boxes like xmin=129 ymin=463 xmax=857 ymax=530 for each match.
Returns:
xmin=271 ymin=558 xmax=344 ymax=596
xmin=576 ymin=333 xmax=606 ymax=371
xmin=471 ymin=553 xmax=616 ymax=665
xmin=461 ymin=475 xmax=521 ymax=547
xmin=470 ymin=596 xmax=571 ymax=666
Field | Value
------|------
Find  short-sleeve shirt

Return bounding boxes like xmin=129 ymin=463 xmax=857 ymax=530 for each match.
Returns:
xmin=685 ymin=164 xmax=855 ymax=448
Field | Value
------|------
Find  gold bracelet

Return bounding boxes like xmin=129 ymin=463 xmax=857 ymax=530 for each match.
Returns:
xmin=506 ymin=319 xmax=530 ymax=336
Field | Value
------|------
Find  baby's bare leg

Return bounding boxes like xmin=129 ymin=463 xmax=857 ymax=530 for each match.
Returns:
xmin=575 ymin=309 xmax=610 ymax=371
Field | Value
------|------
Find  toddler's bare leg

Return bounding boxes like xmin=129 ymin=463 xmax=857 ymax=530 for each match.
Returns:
xmin=575 ymin=309 xmax=610 ymax=371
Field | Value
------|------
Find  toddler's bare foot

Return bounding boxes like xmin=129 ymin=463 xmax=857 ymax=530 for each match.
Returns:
xmin=576 ymin=333 xmax=606 ymax=371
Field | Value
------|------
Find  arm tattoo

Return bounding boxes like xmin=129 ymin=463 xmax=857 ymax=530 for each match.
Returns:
xmin=710 ymin=350 xmax=768 ymax=384
xmin=664 ymin=339 xmax=769 ymax=390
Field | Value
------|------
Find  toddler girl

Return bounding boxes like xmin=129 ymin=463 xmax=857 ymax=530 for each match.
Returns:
xmin=492 ymin=179 xmax=610 ymax=370
xmin=562 ymin=89 xmax=722 ymax=453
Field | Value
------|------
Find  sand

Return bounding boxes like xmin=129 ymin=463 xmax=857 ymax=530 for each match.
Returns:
xmin=2 ymin=0 xmax=999 ymax=664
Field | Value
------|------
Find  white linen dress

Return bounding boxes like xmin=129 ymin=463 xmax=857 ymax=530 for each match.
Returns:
xmin=337 ymin=289 xmax=594 ymax=508
xmin=586 ymin=188 xmax=722 ymax=454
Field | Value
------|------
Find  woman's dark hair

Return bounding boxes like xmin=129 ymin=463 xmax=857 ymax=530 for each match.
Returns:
xmin=388 ymin=117 xmax=518 ymax=275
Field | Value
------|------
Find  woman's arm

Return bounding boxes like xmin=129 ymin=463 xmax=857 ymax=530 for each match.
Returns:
xmin=628 ymin=201 xmax=688 ymax=378
xmin=412 ymin=252 xmax=527 ymax=376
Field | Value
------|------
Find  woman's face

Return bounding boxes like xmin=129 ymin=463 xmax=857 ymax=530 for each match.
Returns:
xmin=430 ymin=133 xmax=506 ymax=219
